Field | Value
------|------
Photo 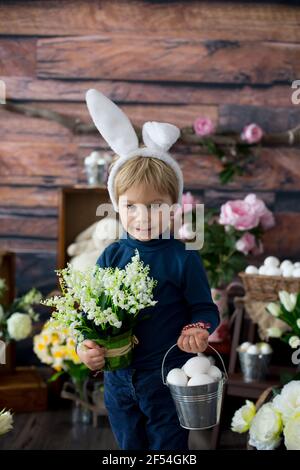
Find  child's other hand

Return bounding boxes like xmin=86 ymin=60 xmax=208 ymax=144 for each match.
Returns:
xmin=76 ymin=339 xmax=106 ymax=371
xmin=177 ymin=327 xmax=209 ymax=354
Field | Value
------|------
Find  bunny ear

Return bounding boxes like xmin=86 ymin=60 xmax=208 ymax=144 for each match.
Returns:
xmin=85 ymin=89 xmax=139 ymax=157
xmin=142 ymin=121 xmax=180 ymax=153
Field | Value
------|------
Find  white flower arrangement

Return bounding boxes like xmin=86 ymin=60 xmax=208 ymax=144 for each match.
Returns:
xmin=0 ymin=409 xmax=13 ymax=436
xmin=266 ymin=291 xmax=300 ymax=348
xmin=0 ymin=281 xmax=41 ymax=342
xmin=231 ymin=380 xmax=300 ymax=450
xmin=41 ymin=249 xmax=158 ymax=371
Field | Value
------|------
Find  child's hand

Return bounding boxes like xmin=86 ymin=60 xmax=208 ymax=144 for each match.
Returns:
xmin=76 ymin=339 xmax=106 ymax=371
xmin=177 ymin=327 xmax=209 ymax=354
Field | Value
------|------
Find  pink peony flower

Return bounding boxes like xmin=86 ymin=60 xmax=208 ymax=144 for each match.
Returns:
xmin=219 ymin=200 xmax=260 ymax=231
xmin=193 ymin=117 xmax=215 ymax=136
xmin=244 ymin=194 xmax=275 ymax=230
xmin=235 ymin=232 xmax=256 ymax=255
xmin=241 ymin=123 xmax=264 ymax=144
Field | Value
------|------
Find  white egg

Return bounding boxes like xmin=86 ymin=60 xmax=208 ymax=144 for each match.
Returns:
xmin=187 ymin=374 xmax=215 ymax=386
xmin=245 ymin=265 xmax=259 ymax=274
xmin=247 ymin=344 xmax=260 ymax=355
xmin=207 ymin=355 xmax=216 ymax=366
xmin=280 ymin=260 xmax=293 ymax=270
xmin=292 ymin=268 xmax=300 ymax=278
xmin=238 ymin=341 xmax=252 ymax=352
xmin=166 ymin=368 xmax=188 ymax=386
xmin=294 ymin=262 xmax=300 ymax=269
xmin=182 ymin=356 xmax=211 ymax=377
xmin=282 ymin=265 xmax=294 ymax=278
xmin=258 ymin=265 xmax=268 ymax=275
xmin=258 ymin=343 xmax=273 ymax=355
xmin=265 ymin=266 xmax=282 ymax=276
xmin=264 ymin=256 xmax=280 ymax=268
xmin=207 ymin=365 xmax=222 ymax=381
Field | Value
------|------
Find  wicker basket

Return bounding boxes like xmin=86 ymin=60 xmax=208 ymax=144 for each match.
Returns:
xmin=239 ymin=272 xmax=300 ymax=301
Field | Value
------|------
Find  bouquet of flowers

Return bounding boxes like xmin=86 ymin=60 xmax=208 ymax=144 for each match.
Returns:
xmin=231 ymin=380 xmax=300 ymax=450
xmin=41 ymin=249 xmax=158 ymax=371
xmin=266 ymin=291 xmax=300 ymax=350
xmin=0 ymin=278 xmax=41 ymax=342
xmin=34 ymin=319 xmax=89 ymax=390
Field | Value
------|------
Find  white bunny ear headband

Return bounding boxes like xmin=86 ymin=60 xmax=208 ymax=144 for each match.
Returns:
xmin=85 ymin=89 xmax=183 ymax=212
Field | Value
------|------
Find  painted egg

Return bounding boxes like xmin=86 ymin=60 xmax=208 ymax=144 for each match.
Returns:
xmin=207 ymin=355 xmax=216 ymax=366
xmin=258 ymin=265 xmax=268 ymax=275
xmin=282 ymin=265 xmax=294 ymax=278
xmin=265 ymin=266 xmax=282 ymax=276
xmin=259 ymin=342 xmax=273 ymax=355
xmin=247 ymin=344 xmax=260 ymax=355
xmin=292 ymin=268 xmax=300 ymax=278
xmin=280 ymin=260 xmax=293 ymax=270
xmin=187 ymin=374 xmax=215 ymax=386
xmin=264 ymin=256 xmax=280 ymax=267
xmin=238 ymin=341 xmax=252 ymax=352
xmin=166 ymin=368 xmax=188 ymax=386
xmin=245 ymin=265 xmax=259 ymax=274
xmin=207 ymin=365 xmax=222 ymax=381
xmin=182 ymin=356 xmax=211 ymax=377
xmin=294 ymin=262 xmax=300 ymax=269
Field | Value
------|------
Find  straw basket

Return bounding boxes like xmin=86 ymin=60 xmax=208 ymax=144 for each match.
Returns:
xmin=239 ymin=272 xmax=300 ymax=301
xmin=161 ymin=344 xmax=228 ymax=430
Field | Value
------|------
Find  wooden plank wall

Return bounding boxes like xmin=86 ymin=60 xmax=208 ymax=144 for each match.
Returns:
xmin=0 ymin=0 xmax=300 ymax=295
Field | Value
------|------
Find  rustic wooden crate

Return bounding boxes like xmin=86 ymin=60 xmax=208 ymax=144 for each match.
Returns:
xmin=0 ymin=366 xmax=48 ymax=412
xmin=57 ymin=185 xmax=111 ymax=270
xmin=0 ymin=251 xmax=16 ymax=375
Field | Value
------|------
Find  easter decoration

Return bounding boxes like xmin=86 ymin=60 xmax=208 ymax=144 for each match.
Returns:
xmin=162 ymin=345 xmax=227 ymax=430
xmin=231 ymin=380 xmax=300 ymax=450
xmin=41 ymin=250 xmax=158 ymax=371
xmin=237 ymin=341 xmax=273 ymax=382
xmin=0 ymin=409 xmax=13 ymax=437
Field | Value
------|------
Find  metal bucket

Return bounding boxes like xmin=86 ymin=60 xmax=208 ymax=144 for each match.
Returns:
xmin=161 ymin=344 xmax=228 ymax=430
xmin=238 ymin=351 xmax=272 ymax=382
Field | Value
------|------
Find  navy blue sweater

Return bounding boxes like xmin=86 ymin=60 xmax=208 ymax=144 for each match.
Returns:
xmin=96 ymin=229 xmax=220 ymax=370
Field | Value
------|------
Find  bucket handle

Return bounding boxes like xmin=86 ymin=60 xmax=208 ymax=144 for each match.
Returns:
xmin=161 ymin=343 xmax=228 ymax=385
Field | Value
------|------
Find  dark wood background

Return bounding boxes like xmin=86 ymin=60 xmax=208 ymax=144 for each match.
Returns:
xmin=0 ymin=0 xmax=300 ymax=297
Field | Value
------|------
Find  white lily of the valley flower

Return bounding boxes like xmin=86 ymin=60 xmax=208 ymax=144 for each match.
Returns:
xmin=7 ymin=313 xmax=32 ymax=340
xmin=273 ymin=381 xmax=300 ymax=425
xmin=249 ymin=403 xmax=282 ymax=450
xmin=0 ymin=409 xmax=13 ymax=436
xmin=266 ymin=302 xmax=281 ymax=317
xmin=278 ymin=291 xmax=297 ymax=312
xmin=283 ymin=412 xmax=300 ymax=450
xmin=289 ymin=336 xmax=300 ymax=349
xmin=267 ymin=327 xmax=283 ymax=339
xmin=231 ymin=400 xmax=256 ymax=433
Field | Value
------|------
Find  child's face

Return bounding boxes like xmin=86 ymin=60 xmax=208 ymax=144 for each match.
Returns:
xmin=118 ymin=184 xmax=174 ymax=241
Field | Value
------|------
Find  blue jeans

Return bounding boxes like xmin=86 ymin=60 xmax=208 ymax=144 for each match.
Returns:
xmin=103 ymin=367 xmax=190 ymax=450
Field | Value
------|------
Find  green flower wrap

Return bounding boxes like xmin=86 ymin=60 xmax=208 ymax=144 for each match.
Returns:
xmin=93 ymin=329 xmax=138 ymax=371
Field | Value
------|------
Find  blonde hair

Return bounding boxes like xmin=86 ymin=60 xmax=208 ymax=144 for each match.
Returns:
xmin=109 ymin=154 xmax=179 ymax=204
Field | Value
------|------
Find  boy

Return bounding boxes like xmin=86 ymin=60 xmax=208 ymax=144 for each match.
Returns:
xmin=77 ymin=90 xmax=220 ymax=450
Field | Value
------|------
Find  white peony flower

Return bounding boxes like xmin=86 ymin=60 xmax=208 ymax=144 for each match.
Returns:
xmin=273 ymin=380 xmax=300 ymax=425
xmin=7 ymin=312 xmax=32 ymax=340
xmin=249 ymin=403 xmax=282 ymax=450
xmin=0 ymin=409 xmax=13 ymax=436
xmin=283 ymin=412 xmax=300 ymax=450
xmin=267 ymin=327 xmax=283 ymax=338
xmin=289 ymin=336 xmax=300 ymax=349
xmin=279 ymin=291 xmax=297 ymax=312
xmin=231 ymin=400 xmax=256 ymax=433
